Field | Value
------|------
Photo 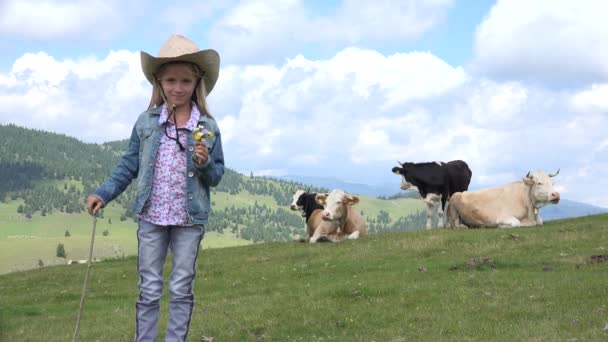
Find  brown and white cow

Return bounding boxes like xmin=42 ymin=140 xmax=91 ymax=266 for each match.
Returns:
xmin=289 ymin=190 xmax=345 ymax=243
xmin=313 ymin=189 xmax=367 ymax=243
xmin=446 ymin=170 xmax=561 ymax=228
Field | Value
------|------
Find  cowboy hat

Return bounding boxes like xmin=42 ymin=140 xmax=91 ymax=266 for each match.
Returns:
xmin=140 ymin=34 xmax=220 ymax=94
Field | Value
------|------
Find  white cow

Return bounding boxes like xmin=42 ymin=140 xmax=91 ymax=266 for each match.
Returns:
xmin=447 ymin=170 xmax=561 ymax=228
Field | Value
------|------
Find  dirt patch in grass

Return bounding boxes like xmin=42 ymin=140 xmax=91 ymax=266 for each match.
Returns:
xmin=589 ymin=254 xmax=608 ymax=264
xmin=449 ymin=257 xmax=496 ymax=271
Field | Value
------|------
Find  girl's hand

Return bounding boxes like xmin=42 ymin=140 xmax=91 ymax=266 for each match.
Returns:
xmin=85 ymin=195 xmax=104 ymax=216
xmin=194 ymin=140 xmax=209 ymax=165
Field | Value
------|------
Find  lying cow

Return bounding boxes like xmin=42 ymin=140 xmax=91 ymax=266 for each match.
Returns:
xmin=290 ymin=190 xmax=344 ymax=243
xmin=314 ymin=190 xmax=367 ymax=243
xmin=446 ymin=170 xmax=560 ymax=228
xmin=392 ymin=160 xmax=472 ymax=229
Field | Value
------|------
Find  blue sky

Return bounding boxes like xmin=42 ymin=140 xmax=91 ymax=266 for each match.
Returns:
xmin=0 ymin=0 xmax=492 ymax=68
xmin=1 ymin=0 xmax=608 ymax=207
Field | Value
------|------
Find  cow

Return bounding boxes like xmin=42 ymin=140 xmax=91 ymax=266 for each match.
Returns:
xmin=446 ymin=169 xmax=561 ymax=228
xmin=314 ymin=189 xmax=367 ymax=243
xmin=67 ymin=259 xmax=96 ymax=265
xmin=289 ymin=190 xmax=344 ymax=243
xmin=392 ymin=160 xmax=472 ymax=229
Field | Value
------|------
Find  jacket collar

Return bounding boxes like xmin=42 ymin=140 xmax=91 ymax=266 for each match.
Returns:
xmin=150 ymin=103 xmax=210 ymax=125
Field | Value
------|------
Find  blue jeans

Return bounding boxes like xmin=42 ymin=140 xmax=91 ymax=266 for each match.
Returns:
xmin=135 ymin=220 xmax=205 ymax=342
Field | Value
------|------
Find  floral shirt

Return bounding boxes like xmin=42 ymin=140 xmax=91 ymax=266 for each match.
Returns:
xmin=139 ymin=103 xmax=201 ymax=226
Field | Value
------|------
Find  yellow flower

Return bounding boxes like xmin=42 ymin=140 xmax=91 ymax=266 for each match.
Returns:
xmin=193 ymin=125 xmax=215 ymax=142
xmin=192 ymin=125 xmax=214 ymax=141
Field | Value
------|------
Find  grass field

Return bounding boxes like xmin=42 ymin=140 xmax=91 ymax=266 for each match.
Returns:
xmin=1 ymin=214 xmax=607 ymax=341
xmin=0 ymin=200 xmax=251 ymax=275
xmin=0 ymin=193 xmax=424 ymax=275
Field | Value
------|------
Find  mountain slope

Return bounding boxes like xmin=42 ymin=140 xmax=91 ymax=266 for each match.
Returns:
xmin=0 ymin=124 xmax=427 ymax=274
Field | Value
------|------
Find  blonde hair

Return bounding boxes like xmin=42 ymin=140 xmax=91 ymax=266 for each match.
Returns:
xmin=146 ymin=62 xmax=213 ymax=119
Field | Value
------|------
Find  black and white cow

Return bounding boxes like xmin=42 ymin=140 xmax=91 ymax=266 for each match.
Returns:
xmin=391 ymin=160 xmax=472 ymax=229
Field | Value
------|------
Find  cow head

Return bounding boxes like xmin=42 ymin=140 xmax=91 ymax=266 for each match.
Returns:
xmin=290 ymin=190 xmax=306 ymax=211
xmin=316 ymin=189 xmax=360 ymax=221
xmin=522 ymin=169 xmax=561 ymax=207
xmin=392 ymin=162 xmax=416 ymax=190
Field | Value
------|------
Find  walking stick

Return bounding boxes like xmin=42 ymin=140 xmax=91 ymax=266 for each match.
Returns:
xmin=72 ymin=213 xmax=98 ymax=342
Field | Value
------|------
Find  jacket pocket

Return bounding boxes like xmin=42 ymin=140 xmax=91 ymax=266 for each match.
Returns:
xmin=138 ymin=128 xmax=153 ymax=141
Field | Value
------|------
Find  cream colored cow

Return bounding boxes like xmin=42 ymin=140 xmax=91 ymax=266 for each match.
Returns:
xmin=447 ymin=170 xmax=561 ymax=228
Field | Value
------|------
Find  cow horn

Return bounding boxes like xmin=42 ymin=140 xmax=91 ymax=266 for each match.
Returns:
xmin=398 ymin=161 xmax=404 ymax=166
xmin=549 ymin=168 xmax=560 ymax=177
xmin=526 ymin=171 xmax=532 ymax=178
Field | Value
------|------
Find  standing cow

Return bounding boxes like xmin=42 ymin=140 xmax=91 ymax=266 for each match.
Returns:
xmin=446 ymin=170 xmax=560 ymax=228
xmin=391 ymin=160 xmax=472 ymax=229
xmin=314 ymin=189 xmax=367 ymax=243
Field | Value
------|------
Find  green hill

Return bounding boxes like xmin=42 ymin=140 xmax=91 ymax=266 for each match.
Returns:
xmin=0 ymin=124 xmax=425 ymax=274
xmin=1 ymin=214 xmax=606 ymax=341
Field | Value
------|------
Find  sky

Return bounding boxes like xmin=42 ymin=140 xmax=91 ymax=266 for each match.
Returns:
xmin=1 ymin=0 xmax=607 ymax=207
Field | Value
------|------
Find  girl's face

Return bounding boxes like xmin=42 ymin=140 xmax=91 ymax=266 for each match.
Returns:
xmin=158 ymin=63 xmax=198 ymax=108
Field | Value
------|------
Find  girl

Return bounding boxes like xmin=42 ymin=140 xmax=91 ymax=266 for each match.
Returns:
xmin=86 ymin=34 xmax=224 ymax=342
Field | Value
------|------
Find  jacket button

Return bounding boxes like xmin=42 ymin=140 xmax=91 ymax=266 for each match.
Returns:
xmin=188 ymin=146 xmax=194 ymax=152
xmin=188 ymin=171 xmax=194 ymax=177
xmin=188 ymin=195 xmax=193 ymax=200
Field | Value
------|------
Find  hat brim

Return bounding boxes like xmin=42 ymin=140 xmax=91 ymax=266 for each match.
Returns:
xmin=140 ymin=49 xmax=220 ymax=94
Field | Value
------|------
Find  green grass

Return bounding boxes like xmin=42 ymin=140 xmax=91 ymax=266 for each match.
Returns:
xmin=0 ymin=200 xmax=251 ymax=275
xmin=31 ymin=178 xmax=85 ymax=192
xmin=1 ymin=214 xmax=607 ymax=341
xmin=0 ymin=189 xmax=423 ymax=275
xmin=357 ymin=196 xmax=423 ymax=218
xmin=212 ymin=191 xmax=278 ymax=209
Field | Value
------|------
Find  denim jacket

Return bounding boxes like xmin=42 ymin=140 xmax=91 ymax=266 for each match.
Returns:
xmin=93 ymin=106 xmax=225 ymax=225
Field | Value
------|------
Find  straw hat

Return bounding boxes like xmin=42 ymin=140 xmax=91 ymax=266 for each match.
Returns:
xmin=140 ymin=34 xmax=220 ymax=94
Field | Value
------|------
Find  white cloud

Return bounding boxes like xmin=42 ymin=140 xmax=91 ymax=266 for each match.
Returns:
xmin=253 ymin=169 xmax=287 ymax=177
xmin=0 ymin=0 xmax=138 ymax=39
xmin=0 ymin=50 xmax=149 ymax=142
xmin=160 ymin=2 xmax=237 ymax=33
xmin=208 ymin=0 xmax=453 ymax=64
xmin=472 ymin=0 xmax=608 ymax=84
xmin=2 ymin=44 xmax=607 ymax=208
xmin=468 ymin=81 xmax=528 ymax=126
xmin=319 ymin=0 xmax=454 ymax=42
xmin=570 ymin=83 xmax=608 ymax=113
xmin=207 ymin=48 xmax=607 ymax=207
xmin=209 ymin=47 xmax=466 ymax=167
xmin=308 ymin=48 xmax=468 ymax=108
xmin=597 ymin=139 xmax=608 ymax=153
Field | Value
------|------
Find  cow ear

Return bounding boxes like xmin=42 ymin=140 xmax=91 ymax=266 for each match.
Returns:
xmin=391 ymin=167 xmax=401 ymax=174
xmin=315 ymin=194 xmax=327 ymax=205
xmin=345 ymin=195 xmax=360 ymax=205
xmin=522 ymin=177 xmax=534 ymax=185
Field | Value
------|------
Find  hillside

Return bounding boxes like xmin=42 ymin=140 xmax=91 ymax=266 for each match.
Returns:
xmin=1 ymin=214 xmax=607 ymax=341
xmin=0 ymin=124 xmax=426 ymax=274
